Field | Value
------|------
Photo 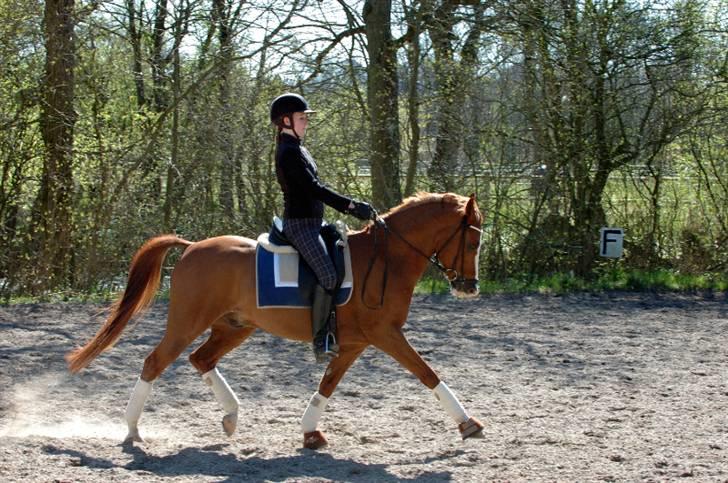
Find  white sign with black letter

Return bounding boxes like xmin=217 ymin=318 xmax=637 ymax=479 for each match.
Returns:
xmin=600 ymin=228 xmax=624 ymax=258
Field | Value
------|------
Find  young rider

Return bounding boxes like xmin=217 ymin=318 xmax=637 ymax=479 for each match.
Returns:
xmin=270 ymin=93 xmax=374 ymax=362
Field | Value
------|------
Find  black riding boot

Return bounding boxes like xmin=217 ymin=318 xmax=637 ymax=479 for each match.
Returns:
xmin=311 ymin=285 xmax=339 ymax=363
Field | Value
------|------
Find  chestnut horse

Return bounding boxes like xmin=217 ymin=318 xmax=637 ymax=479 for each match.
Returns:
xmin=66 ymin=192 xmax=485 ymax=449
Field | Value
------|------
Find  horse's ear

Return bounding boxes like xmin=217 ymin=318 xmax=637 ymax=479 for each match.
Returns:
xmin=465 ymin=194 xmax=479 ymax=223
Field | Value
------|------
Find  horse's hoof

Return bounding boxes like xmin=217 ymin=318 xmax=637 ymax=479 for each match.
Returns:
xmin=459 ymin=417 xmax=484 ymax=440
xmin=124 ymin=430 xmax=143 ymax=444
xmin=222 ymin=412 xmax=238 ymax=437
xmin=303 ymin=430 xmax=328 ymax=450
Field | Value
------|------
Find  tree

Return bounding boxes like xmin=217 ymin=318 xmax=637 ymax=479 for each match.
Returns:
xmin=514 ymin=0 xmax=710 ymax=275
xmin=403 ymin=0 xmax=424 ymax=197
xmin=1 ymin=0 xmax=726 ymax=296
xmin=363 ymin=0 xmax=402 ymax=210
xmin=33 ymin=0 xmax=77 ymax=290
xmin=425 ymin=0 xmax=488 ymax=192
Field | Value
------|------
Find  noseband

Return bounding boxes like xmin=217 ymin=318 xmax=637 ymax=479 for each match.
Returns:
xmin=361 ymin=215 xmax=481 ymax=309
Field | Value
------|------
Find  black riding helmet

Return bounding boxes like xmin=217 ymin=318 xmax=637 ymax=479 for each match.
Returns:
xmin=270 ymin=93 xmax=316 ymax=124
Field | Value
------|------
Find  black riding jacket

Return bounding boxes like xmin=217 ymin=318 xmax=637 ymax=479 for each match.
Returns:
xmin=275 ymin=133 xmax=351 ymax=219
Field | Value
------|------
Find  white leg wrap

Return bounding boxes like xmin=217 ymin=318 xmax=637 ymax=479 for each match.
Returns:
xmin=202 ymin=368 xmax=239 ymax=414
xmin=125 ymin=377 xmax=152 ymax=427
xmin=433 ymin=381 xmax=469 ymax=424
xmin=301 ymin=392 xmax=329 ymax=433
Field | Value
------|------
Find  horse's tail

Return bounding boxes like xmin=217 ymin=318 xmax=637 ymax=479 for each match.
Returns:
xmin=65 ymin=235 xmax=193 ymax=373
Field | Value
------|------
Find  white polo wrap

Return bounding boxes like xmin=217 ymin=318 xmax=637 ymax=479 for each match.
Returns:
xmin=125 ymin=377 xmax=152 ymax=426
xmin=433 ymin=381 xmax=469 ymax=424
xmin=202 ymin=367 xmax=239 ymax=414
xmin=301 ymin=392 xmax=329 ymax=433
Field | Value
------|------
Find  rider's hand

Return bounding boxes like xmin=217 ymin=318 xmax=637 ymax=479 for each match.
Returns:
xmin=348 ymin=200 xmax=376 ymax=221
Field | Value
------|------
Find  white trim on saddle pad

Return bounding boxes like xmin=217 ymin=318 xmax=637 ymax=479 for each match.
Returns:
xmin=256 ymin=222 xmax=301 ymax=288
xmin=256 ymin=233 xmax=298 ymax=254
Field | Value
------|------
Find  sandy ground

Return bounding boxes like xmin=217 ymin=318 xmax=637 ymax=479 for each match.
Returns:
xmin=0 ymin=291 xmax=726 ymax=482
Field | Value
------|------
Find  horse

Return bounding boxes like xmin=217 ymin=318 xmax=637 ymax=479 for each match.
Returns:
xmin=66 ymin=192 xmax=485 ymax=449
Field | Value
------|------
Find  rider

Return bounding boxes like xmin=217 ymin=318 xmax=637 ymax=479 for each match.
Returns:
xmin=270 ymin=92 xmax=374 ymax=362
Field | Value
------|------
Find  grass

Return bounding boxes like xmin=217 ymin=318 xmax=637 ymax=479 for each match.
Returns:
xmin=416 ymin=268 xmax=728 ymax=295
xmin=4 ymin=290 xmax=121 ymax=305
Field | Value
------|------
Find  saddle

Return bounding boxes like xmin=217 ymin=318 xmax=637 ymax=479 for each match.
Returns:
xmin=255 ymin=217 xmax=353 ymax=308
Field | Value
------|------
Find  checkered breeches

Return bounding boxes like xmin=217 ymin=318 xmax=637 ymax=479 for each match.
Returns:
xmin=283 ymin=218 xmax=337 ymax=291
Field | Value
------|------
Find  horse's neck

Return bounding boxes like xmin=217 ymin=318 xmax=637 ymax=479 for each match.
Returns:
xmin=384 ymin=205 xmax=459 ymax=291
xmin=385 ymin=205 xmax=454 ymax=256
xmin=346 ymin=203 xmax=455 ymax=300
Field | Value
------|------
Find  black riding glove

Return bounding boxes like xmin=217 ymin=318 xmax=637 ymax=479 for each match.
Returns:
xmin=348 ymin=200 xmax=376 ymax=221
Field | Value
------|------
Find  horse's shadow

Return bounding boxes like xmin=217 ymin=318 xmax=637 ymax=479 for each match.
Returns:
xmin=43 ymin=442 xmax=454 ymax=482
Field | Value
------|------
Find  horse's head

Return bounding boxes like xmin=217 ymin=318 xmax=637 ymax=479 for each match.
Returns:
xmin=433 ymin=194 xmax=482 ymax=299
xmin=370 ymin=192 xmax=483 ymax=302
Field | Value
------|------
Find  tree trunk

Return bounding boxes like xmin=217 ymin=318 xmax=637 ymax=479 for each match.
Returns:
xmin=427 ymin=1 xmax=458 ymax=192
xmin=35 ymin=0 xmax=76 ymax=291
xmin=403 ymin=5 xmax=421 ymax=198
xmin=214 ymin=0 xmax=235 ymax=221
xmin=164 ymin=26 xmax=182 ymax=231
xmin=126 ymin=0 xmax=146 ymax=108
xmin=426 ymin=1 xmax=486 ymax=193
xmin=85 ymin=53 xmax=112 ymax=289
xmin=151 ymin=0 xmax=169 ymax=113
xmin=363 ymin=0 xmax=402 ymax=210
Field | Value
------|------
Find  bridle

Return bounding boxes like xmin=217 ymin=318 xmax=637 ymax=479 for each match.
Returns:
xmin=361 ymin=214 xmax=482 ymax=309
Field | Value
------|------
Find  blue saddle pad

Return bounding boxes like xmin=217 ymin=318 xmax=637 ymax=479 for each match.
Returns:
xmin=255 ymin=245 xmax=353 ymax=308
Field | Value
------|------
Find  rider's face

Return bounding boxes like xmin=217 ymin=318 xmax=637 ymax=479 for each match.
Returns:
xmin=291 ymin=112 xmax=310 ymax=139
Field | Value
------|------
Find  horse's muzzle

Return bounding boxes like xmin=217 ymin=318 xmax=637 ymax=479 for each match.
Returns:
xmin=450 ymin=278 xmax=480 ymax=298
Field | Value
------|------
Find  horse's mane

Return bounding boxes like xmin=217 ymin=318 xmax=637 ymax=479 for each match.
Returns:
xmin=352 ymin=192 xmax=470 ymax=236
xmin=382 ymin=192 xmax=466 ymax=219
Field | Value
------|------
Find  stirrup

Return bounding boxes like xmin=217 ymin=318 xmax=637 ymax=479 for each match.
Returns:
xmin=313 ymin=348 xmax=336 ymax=363
xmin=324 ymin=331 xmax=339 ymax=355
xmin=313 ymin=332 xmax=339 ymax=363
xmin=314 ymin=351 xmax=333 ymax=364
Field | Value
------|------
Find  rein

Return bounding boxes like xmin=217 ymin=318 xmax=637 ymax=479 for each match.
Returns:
xmin=361 ymin=214 xmax=481 ymax=309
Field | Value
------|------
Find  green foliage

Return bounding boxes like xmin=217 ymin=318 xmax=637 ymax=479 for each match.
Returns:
xmin=417 ymin=269 xmax=728 ymax=296
xmin=594 ymin=268 xmax=728 ymax=292
xmin=1 ymin=0 xmax=727 ymax=298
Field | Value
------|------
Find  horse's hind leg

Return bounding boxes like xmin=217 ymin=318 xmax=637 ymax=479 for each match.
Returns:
xmin=125 ymin=295 xmax=216 ymax=443
xmin=189 ymin=318 xmax=256 ymax=437
xmin=124 ymin=330 xmax=200 ymax=443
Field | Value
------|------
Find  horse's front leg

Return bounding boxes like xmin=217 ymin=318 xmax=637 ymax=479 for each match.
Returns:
xmin=301 ymin=344 xmax=366 ymax=449
xmin=370 ymin=327 xmax=484 ymax=440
